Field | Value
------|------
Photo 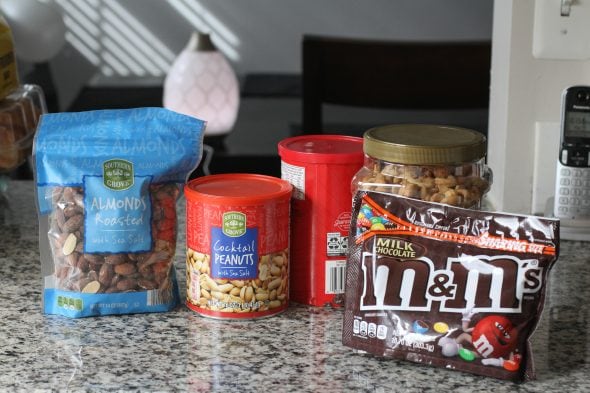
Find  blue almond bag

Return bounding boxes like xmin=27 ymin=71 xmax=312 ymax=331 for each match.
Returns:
xmin=34 ymin=108 xmax=205 ymax=317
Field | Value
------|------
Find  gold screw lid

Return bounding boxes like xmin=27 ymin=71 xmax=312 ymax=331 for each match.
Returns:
xmin=363 ymin=124 xmax=487 ymax=165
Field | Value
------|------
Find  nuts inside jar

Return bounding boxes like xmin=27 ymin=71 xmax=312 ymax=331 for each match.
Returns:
xmin=357 ymin=162 xmax=490 ymax=209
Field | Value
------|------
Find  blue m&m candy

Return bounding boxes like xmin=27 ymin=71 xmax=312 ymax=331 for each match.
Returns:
xmin=361 ymin=207 xmax=373 ymax=219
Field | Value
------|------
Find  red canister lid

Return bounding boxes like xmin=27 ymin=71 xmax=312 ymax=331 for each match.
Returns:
xmin=278 ymin=135 xmax=364 ymax=164
xmin=185 ymin=173 xmax=292 ymax=204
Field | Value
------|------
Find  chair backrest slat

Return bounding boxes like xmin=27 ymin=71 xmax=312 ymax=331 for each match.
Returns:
xmin=302 ymin=35 xmax=492 ymax=134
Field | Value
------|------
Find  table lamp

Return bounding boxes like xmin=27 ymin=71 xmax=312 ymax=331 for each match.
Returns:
xmin=0 ymin=0 xmax=66 ymax=63
xmin=163 ymin=32 xmax=240 ymax=137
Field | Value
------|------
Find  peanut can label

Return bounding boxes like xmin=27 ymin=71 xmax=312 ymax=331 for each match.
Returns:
xmin=211 ymin=211 xmax=258 ymax=279
xmin=185 ymin=174 xmax=292 ymax=319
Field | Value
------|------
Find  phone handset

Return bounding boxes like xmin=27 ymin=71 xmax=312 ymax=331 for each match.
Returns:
xmin=553 ymin=86 xmax=590 ymax=219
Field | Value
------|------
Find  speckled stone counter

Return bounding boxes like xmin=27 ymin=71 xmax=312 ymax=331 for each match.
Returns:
xmin=0 ymin=181 xmax=588 ymax=392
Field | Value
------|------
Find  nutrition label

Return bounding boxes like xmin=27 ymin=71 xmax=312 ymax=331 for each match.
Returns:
xmin=280 ymin=161 xmax=305 ymax=200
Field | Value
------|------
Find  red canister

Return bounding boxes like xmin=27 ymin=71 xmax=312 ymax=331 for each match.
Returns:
xmin=185 ymin=174 xmax=292 ymax=319
xmin=278 ymin=135 xmax=364 ymax=307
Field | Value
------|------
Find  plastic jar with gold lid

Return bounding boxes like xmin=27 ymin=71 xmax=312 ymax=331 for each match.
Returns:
xmin=352 ymin=124 xmax=492 ymax=209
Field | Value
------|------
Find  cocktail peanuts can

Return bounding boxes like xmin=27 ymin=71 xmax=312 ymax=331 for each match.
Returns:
xmin=278 ymin=135 xmax=364 ymax=307
xmin=185 ymin=174 xmax=292 ymax=319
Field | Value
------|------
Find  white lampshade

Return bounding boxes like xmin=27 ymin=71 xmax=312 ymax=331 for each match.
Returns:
xmin=0 ymin=0 xmax=66 ymax=63
xmin=163 ymin=32 xmax=240 ymax=136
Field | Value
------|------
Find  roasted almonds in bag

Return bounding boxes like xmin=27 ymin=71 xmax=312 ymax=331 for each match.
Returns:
xmin=34 ymin=108 xmax=205 ymax=317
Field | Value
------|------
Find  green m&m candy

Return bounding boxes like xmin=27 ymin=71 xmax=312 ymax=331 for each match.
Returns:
xmin=458 ymin=348 xmax=476 ymax=362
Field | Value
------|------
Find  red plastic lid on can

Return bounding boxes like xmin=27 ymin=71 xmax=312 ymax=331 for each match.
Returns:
xmin=278 ymin=135 xmax=364 ymax=164
xmin=185 ymin=173 xmax=292 ymax=204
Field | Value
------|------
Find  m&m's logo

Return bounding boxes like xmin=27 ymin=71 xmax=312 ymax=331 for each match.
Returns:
xmin=359 ymin=252 xmax=543 ymax=314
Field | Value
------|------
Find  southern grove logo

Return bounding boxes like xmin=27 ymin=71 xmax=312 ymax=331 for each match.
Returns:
xmin=223 ymin=212 xmax=247 ymax=237
xmin=103 ymin=159 xmax=134 ymax=191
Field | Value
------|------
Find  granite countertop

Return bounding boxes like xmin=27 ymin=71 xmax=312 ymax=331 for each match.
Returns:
xmin=0 ymin=181 xmax=588 ymax=392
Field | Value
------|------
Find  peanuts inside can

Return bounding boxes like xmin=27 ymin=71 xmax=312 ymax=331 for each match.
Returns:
xmin=184 ymin=174 xmax=292 ymax=319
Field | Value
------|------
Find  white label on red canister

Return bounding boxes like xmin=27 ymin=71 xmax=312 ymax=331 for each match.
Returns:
xmin=326 ymin=232 xmax=348 ymax=256
xmin=325 ymin=259 xmax=346 ymax=294
xmin=281 ymin=161 xmax=305 ymax=200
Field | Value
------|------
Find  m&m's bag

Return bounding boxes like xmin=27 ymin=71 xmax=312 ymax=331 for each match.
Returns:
xmin=343 ymin=192 xmax=559 ymax=382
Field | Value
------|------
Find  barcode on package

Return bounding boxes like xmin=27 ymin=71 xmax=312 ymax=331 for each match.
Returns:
xmin=325 ymin=260 xmax=346 ymax=294
xmin=147 ymin=288 xmax=171 ymax=306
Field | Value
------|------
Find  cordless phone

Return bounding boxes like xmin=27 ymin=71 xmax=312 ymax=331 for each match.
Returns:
xmin=553 ymin=86 xmax=590 ymax=219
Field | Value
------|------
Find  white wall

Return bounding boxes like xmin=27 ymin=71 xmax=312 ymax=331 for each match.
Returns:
xmin=170 ymin=0 xmax=493 ymax=75
xmin=487 ymin=0 xmax=590 ymax=214
xmin=45 ymin=0 xmax=493 ymax=78
xmin=25 ymin=0 xmax=492 ymax=111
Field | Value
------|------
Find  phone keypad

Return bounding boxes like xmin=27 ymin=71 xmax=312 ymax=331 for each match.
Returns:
xmin=555 ymin=167 xmax=590 ymax=218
